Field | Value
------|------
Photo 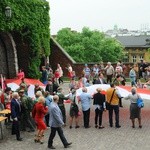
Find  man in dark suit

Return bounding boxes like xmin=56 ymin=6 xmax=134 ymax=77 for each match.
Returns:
xmin=11 ymin=92 xmax=22 ymax=141
xmin=48 ymin=95 xmax=72 ymax=149
xmin=95 ymin=73 xmax=107 ymax=84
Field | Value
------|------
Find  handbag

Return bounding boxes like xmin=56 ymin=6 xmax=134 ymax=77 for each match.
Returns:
xmin=106 ymin=89 xmax=115 ymax=110
xmin=71 ymin=96 xmax=79 ymax=113
xmin=137 ymin=96 xmax=144 ymax=108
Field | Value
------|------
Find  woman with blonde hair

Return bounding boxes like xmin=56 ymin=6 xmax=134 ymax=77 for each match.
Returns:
xmin=93 ymin=88 xmax=106 ymax=129
xmin=124 ymin=87 xmax=142 ymax=128
xmin=32 ymin=96 xmax=48 ymax=144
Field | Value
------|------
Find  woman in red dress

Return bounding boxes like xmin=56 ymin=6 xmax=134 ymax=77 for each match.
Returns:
xmin=32 ymin=96 xmax=48 ymax=144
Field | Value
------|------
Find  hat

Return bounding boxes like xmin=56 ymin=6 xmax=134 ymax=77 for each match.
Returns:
xmin=85 ymin=64 xmax=88 ymax=66
xmin=19 ymin=89 xmax=24 ymax=93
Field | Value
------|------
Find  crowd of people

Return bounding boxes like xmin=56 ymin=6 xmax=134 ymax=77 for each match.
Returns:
xmin=0 ymin=60 xmax=149 ymax=149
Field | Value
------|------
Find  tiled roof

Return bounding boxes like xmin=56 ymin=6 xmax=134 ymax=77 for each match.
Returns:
xmin=115 ymin=35 xmax=150 ymax=47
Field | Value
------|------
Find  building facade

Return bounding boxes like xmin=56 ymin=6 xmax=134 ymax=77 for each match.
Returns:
xmin=116 ymin=35 xmax=150 ymax=63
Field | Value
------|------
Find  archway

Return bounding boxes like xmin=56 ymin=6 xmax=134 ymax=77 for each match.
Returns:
xmin=0 ymin=32 xmax=18 ymax=78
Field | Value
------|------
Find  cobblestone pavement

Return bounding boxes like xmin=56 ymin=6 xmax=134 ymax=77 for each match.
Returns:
xmin=0 ymin=82 xmax=150 ymax=150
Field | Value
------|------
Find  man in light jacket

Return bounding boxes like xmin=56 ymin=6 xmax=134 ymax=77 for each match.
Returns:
xmin=48 ymin=95 xmax=72 ymax=149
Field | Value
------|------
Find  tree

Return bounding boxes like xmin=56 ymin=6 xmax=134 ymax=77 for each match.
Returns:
xmin=56 ymin=27 xmax=124 ymax=63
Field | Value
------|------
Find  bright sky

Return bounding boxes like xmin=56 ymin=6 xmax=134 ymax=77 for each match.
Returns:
xmin=47 ymin=0 xmax=150 ymax=35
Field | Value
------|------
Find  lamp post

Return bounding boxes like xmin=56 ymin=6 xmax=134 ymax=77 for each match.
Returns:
xmin=5 ymin=6 xmax=12 ymax=18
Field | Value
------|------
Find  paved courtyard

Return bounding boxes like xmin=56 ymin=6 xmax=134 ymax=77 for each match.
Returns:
xmin=0 ymin=82 xmax=150 ymax=150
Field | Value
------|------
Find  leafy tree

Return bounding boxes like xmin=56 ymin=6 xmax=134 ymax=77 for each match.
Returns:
xmin=56 ymin=27 xmax=124 ymax=63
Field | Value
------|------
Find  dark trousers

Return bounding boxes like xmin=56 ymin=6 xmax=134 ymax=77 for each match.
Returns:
xmin=12 ymin=120 xmax=21 ymax=140
xmin=108 ymin=105 xmax=120 ymax=127
xmin=59 ymin=77 xmax=63 ymax=84
xmin=20 ymin=113 xmax=35 ymax=131
xmin=95 ymin=108 xmax=103 ymax=126
xmin=59 ymin=106 xmax=66 ymax=124
xmin=48 ymin=127 xmax=68 ymax=147
xmin=83 ymin=108 xmax=90 ymax=128
xmin=107 ymin=74 xmax=113 ymax=84
xmin=45 ymin=114 xmax=50 ymax=127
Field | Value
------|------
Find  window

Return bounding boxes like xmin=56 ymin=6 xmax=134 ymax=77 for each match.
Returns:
xmin=132 ymin=55 xmax=136 ymax=63
xmin=139 ymin=55 xmax=144 ymax=60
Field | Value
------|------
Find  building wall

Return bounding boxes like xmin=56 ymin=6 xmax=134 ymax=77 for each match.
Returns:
xmin=126 ymin=47 xmax=149 ymax=63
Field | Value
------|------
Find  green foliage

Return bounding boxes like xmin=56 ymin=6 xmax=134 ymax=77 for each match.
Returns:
xmin=0 ymin=0 xmax=50 ymax=78
xmin=56 ymin=27 xmax=124 ymax=63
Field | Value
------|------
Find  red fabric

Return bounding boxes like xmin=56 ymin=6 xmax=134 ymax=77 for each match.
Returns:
xmin=119 ymin=85 xmax=150 ymax=95
xmin=64 ymin=99 xmax=71 ymax=103
xmin=5 ymin=78 xmax=45 ymax=86
xmin=34 ymin=103 xmax=48 ymax=130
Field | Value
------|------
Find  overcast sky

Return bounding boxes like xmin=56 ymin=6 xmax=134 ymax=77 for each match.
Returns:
xmin=48 ymin=0 xmax=150 ymax=35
